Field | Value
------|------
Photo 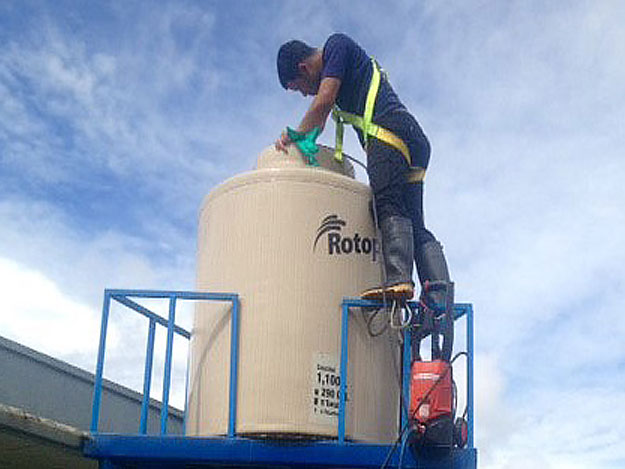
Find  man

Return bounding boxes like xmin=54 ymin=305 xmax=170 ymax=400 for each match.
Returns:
xmin=275 ymin=33 xmax=451 ymax=314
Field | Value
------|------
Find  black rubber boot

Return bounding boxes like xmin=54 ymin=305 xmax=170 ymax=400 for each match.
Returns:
xmin=382 ymin=216 xmax=415 ymax=288
xmin=361 ymin=216 xmax=414 ymax=300
xmin=415 ymin=241 xmax=454 ymax=361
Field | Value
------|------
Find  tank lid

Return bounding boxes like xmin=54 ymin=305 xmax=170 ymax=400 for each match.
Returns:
xmin=256 ymin=145 xmax=355 ymax=179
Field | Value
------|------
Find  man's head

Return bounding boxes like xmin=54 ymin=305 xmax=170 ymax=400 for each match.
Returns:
xmin=277 ymin=40 xmax=321 ymax=96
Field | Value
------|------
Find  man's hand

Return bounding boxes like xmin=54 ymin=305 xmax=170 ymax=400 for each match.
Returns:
xmin=276 ymin=77 xmax=340 ymax=154
xmin=275 ymin=129 xmax=292 ymax=153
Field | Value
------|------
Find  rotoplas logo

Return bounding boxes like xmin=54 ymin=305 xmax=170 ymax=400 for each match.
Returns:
xmin=313 ymin=214 xmax=378 ymax=262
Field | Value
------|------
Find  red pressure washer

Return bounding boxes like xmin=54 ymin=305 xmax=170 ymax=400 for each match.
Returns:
xmin=408 ymin=281 xmax=467 ymax=459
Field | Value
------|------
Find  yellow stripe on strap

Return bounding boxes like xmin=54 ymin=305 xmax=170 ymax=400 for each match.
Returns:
xmin=362 ymin=58 xmax=381 ymax=147
xmin=374 ymin=128 xmax=426 ymax=182
xmin=333 ymin=108 xmax=425 ymax=181
xmin=333 ymin=110 xmax=344 ymax=162
xmin=407 ymin=167 xmax=426 ymax=183
xmin=375 ymin=127 xmax=411 ymax=165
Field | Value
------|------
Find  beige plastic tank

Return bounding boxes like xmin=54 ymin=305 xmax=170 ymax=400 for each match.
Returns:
xmin=186 ymin=145 xmax=400 ymax=442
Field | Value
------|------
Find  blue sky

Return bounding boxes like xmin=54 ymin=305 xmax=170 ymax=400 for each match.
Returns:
xmin=1 ymin=1 xmax=625 ymax=467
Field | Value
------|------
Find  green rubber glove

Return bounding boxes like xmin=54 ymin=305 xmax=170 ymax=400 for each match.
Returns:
xmin=286 ymin=126 xmax=321 ymax=166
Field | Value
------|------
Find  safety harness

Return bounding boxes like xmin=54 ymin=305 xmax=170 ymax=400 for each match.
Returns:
xmin=332 ymin=58 xmax=425 ymax=183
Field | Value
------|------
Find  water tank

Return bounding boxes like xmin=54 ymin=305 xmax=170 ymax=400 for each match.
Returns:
xmin=186 ymin=145 xmax=400 ymax=442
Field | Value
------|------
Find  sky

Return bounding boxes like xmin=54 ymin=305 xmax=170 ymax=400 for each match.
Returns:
xmin=1 ymin=1 xmax=624 ymax=467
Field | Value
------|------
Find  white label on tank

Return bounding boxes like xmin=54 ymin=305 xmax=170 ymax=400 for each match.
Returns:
xmin=310 ymin=352 xmax=348 ymax=424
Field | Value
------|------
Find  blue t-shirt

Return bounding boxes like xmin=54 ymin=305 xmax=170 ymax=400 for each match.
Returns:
xmin=322 ymin=33 xmax=406 ymax=143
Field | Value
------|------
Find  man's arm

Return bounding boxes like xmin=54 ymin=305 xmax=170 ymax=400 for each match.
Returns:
xmin=297 ymin=76 xmax=341 ymax=133
xmin=276 ymin=77 xmax=341 ymax=151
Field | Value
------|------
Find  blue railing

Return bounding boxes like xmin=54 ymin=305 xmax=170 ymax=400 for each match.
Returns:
xmin=90 ymin=289 xmax=240 ymax=436
xmin=91 ymin=289 xmax=473 ymax=451
xmin=337 ymin=299 xmax=474 ymax=449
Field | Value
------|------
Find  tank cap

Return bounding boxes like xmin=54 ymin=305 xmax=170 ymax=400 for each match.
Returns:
xmin=256 ymin=145 xmax=355 ymax=179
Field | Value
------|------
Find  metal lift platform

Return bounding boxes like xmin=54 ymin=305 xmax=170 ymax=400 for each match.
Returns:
xmin=84 ymin=289 xmax=477 ymax=468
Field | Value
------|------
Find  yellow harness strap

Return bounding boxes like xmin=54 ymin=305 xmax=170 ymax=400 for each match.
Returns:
xmin=332 ymin=58 xmax=425 ymax=183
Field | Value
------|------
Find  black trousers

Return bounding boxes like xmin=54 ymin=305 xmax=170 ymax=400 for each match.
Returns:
xmin=365 ymin=110 xmax=438 ymax=270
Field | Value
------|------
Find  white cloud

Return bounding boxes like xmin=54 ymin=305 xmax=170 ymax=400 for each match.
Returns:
xmin=0 ymin=257 xmax=104 ymax=361
xmin=0 ymin=195 xmax=194 ymax=407
xmin=485 ymin=385 xmax=625 ymax=469
xmin=0 ymin=255 xmax=192 ymax=409
xmin=0 ymin=196 xmax=194 ymax=308
xmin=474 ymin=353 xmax=625 ymax=469
xmin=0 ymin=6 xmax=229 ymax=206
xmin=473 ymin=353 xmax=515 ymax=467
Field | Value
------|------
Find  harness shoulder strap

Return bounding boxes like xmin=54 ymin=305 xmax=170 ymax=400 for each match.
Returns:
xmin=331 ymin=59 xmax=426 ymax=182
xmin=362 ymin=58 xmax=381 ymax=147
xmin=332 ymin=58 xmax=380 ymax=162
xmin=333 ymin=108 xmax=345 ymax=162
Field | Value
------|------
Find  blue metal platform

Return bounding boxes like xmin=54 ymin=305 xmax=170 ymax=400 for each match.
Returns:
xmin=85 ymin=289 xmax=477 ymax=469
xmin=85 ymin=434 xmax=477 ymax=468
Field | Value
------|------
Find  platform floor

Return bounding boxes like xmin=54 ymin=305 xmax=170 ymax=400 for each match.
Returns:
xmin=84 ymin=434 xmax=477 ymax=468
